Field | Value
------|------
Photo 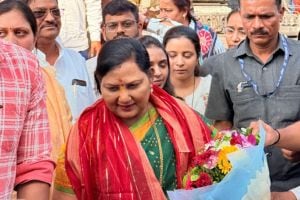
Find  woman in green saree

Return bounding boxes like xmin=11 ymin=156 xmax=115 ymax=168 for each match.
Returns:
xmin=64 ymin=38 xmax=211 ymax=200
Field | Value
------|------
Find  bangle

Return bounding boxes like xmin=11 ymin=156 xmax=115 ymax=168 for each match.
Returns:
xmin=271 ymin=129 xmax=281 ymax=146
xmin=143 ymin=17 xmax=149 ymax=30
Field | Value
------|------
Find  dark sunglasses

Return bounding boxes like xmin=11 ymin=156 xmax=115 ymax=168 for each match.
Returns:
xmin=32 ymin=8 xmax=61 ymax=19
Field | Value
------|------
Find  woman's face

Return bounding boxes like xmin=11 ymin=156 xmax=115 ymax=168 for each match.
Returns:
xmin=159 ymin=0 xmax=187 ymax=24
xmin=165 ymin=37 xmax=198 ymax=81
xmin=225 ymin=12 xmax=246 ymax=48
xmin=147 ymin=46 xmax=169 ymax=88
xmin=100 ymin=59 xmax=151 ymax=126
xmin=0 ymin=10 xmax=36 ymax=50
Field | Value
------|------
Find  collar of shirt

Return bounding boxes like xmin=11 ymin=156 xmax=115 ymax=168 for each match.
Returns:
xmin=33 ymin=48 xmax=51 ymax=68
xmin=54 ymin=38 xmax=65 ymax=65
xmin=233 ymin=34 xmax=292 ymax=59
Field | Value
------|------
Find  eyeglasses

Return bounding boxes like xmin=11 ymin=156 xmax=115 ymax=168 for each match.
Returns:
xmin=32 ymin=8 xmax=61 ymax=19
xmin=225 ymin=27 xmax=246 ymax=37
xmin=104 ymin=20 xmax=137 ymax=32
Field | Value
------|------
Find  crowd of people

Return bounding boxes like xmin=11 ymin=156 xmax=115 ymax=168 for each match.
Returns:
xmin=0 ymin=0 xmax=300 ymax=199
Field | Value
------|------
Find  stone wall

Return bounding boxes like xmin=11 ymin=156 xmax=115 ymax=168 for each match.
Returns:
xmin=193 ymin=3 xmax=300 ymax=37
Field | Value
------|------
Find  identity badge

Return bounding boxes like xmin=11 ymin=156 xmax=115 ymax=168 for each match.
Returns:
xmin=237 ymin=81 xmax=251 ymax=93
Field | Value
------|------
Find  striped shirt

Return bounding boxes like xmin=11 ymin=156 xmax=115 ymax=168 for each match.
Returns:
xmin=0 ymin=40 xmax=55 ymax=199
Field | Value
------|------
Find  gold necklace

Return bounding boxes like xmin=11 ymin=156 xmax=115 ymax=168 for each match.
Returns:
xmin=148 ymin=109 xmax=164 ymax=185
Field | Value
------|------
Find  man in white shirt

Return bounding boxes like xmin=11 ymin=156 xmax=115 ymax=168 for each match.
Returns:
xmin=25 ymin=0 xmax=95 ymax=121
xmin=58 ymin=0 xmax=101 ymax=59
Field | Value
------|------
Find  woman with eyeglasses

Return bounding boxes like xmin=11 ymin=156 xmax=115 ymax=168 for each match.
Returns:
xmin=0 ymin=1 xmax=72 ymax=198
xmin=225 ymin=9 xmax=246 ymax=49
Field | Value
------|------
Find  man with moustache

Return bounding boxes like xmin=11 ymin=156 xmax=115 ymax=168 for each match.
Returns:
xmin=203 ymin=0 xmax=300 ymax=199
xmin=23 ymin=0 xmax=95 ymax=121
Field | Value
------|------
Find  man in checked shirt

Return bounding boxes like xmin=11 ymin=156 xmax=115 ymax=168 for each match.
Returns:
xmin=0 ymin=39 xmax=55 ymax=200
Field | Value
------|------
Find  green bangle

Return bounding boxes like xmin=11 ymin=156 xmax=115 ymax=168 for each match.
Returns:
xmin=271 ymin=129 xmax=281 ymax=146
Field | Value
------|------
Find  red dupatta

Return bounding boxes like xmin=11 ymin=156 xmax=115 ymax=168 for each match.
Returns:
xmin=65 ymin=86 xmax=210 ymax=200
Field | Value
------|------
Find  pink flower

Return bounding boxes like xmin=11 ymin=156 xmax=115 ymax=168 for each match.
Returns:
xmin=192 ymin=149 xmax=218 ymax=169
xmin=247 ymin=134 xmax=257 ymax=145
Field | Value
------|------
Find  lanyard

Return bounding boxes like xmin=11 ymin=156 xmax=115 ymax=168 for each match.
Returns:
xmin=238 ymin=35 xmax=289 ymax=97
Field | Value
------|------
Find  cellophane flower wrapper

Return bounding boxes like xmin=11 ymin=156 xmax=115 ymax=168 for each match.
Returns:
xmin=167 ymin=125 xmax=270 ymax=200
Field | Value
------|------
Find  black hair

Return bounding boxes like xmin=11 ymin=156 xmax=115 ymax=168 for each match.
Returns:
xmin=238 ymin=0 xmax=282 ymax=9
xmin=139 ymin=35 xmax=174 ymax=95
xmin=21 ymin=0 xmax=58 ymax=4
xmin=170 ymin=0 xmax=196 ymax=23
xmin=102 ymin=0 xmax=139 ymax=23
xmin=0 ymin=0 xmax=37 ymax=36
xmin=139 ymin=35 xmax=169 ymax=66
xmin=163 ymin=26 xmax=201 ymax=76
xmin=95 ymin=38 xmax=150 ymax=93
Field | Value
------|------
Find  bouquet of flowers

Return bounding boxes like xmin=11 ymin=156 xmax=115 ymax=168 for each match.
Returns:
xmin=183 ymin=128 xmax=259 ymax=189
xmin=167 ymin=125 xmax=270 ymax=200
